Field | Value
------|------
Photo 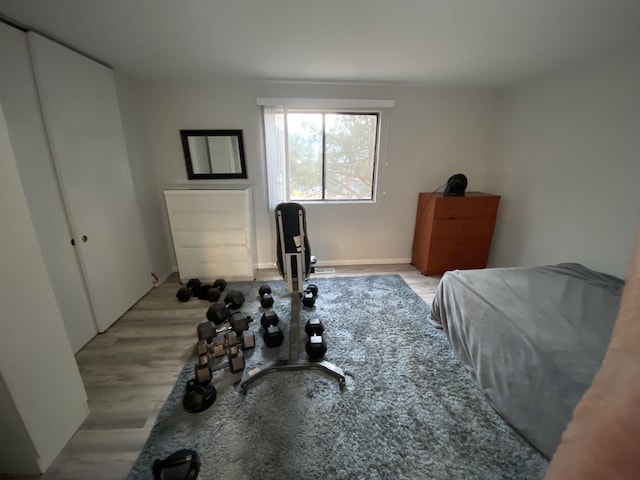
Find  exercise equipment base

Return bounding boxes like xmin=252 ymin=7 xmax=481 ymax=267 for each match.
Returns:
xmin=239 ymin=359 xmax=346 ymax=393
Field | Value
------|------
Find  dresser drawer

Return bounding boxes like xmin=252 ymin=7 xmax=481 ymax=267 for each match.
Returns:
xmin=165 ymin=191 xmax=248 ymax=213
xmin=433 ymin=196 xmax=500 ymax=219
xmin=431 ymin=218 xmax=496 ymax=237
xmin=428 ymin=235 xmax=493 ymax=258
xmin=172 ymin=230 xmax=248 ymax=248
xmin=426 ymin=236 xmax=493 ymax=274
xmin=175 ymin=245 xmax=250 ymax=264
xmin=169 ymin=211 xmax=246 ymax=230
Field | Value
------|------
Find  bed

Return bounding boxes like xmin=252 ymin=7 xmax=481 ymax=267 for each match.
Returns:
xmin=428 ymin=263 xmax=624 ymax=459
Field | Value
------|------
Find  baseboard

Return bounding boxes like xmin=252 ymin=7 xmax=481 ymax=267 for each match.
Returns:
xmin=319 ymin=258 xmax=411 ymax=266
xmin=257 ymin=258 xmax=410 ymax=269
xmin=257 ymin=262 xmax=277 ymax=270
xmin=172 ymin=259 xmax=412 ymax=276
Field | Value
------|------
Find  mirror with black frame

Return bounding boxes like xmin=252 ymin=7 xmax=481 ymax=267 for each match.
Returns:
xmin=180 ymin=129 xmax=247 ymax=179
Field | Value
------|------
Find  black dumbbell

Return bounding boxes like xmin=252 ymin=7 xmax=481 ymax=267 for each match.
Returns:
xmin=304 ymin=318 xmax=324 ymax=336
xmin=260 ymin=311 xmax=284 ymax=348
xmin=195 ymin=283 xmax=212 ymax=300
xmin=206 ymin=304 xmax=228 ymax=325
xmin=198 ymin=279 xmax=226 ymax=302
xmin=260 ymin=310 xmax=279 ymax=329
xmin=304 ymin=318 xmax=326 ymax=359
xmin=190 ymin=279 xmax=225 ymax=301
xmin=258 ymin=285 xmax=271 ymax=296
xmin=302 ymin=284 xmax=318 ymax=307
xmin=176 ymin=286 xmax=192 ymax=302
xmin=206 ymin=290 xmax=245 ymax=324
xmin=302 ymin=291 xmax=315 ymax=307
xmin=177 ymin=278 xmax=205 ymax=302
xmin=197 ymin=321 xmax=216 ymax=342
xmin=198 ymin=283 xmax=225 ymax=301
xmin=206 ymin=287 xmax=221 ymax=302
xmin=305 ymin=333 xmax=327 ymax=360
xmin=224 ymin=290 xmax=245 ymax=309
xmin=186 ymin=279 xmax=206 ymax=299
xmin=258 ymin=285 xmax=274 ymax=308
xmin=229 ymin=312 xmax=253 ymax=333
xmin=223 ymin=313 xmax=254 ymax=335
xmin=212 ymin=279 xmax=227 ymax=292
xmin=197 ymin=316 xmax=251 ymax=340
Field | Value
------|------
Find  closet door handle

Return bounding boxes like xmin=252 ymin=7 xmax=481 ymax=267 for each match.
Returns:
xmin=71 ymin=238 xmax=76 ymax=246
xmin=81 ymin=235 xmax=88 ymax=243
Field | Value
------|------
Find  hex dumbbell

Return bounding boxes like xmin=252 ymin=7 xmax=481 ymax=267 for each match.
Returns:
xmin=206 ymin=290 xmax=245 ymax=324
xmin=196 ymin=330 xmax=252 ymax=376
xmin=225 ymin=332 xmax=246 ymax=373
xmin=194 ymin=340 xmax=213 ymax=384
xmin=260 ymin=311 xmax=284 ymax=348
xmin=176 ymin=278 xmax=203 ymax=302
xmin=305 ymin=333 xmax=327 ymax=360
xmin=258 ymin=285 xmax=274 ymax=308
xmin=178 ymin=278 xmax=228 ymax=303
xmin=302 ymin=283 xmax=318 ymax=307
xmin=197 ymin=280 xmax=227 ymax=302
xmin=212 ymin=279 xmax=227 ymax=292
xmin=304 ymin=318 xmax=326 ymax=360
xmin=176 ymin=286 xmax=192 ymax=302
xmin=197 ymin=314 xmax=254 ymax=341
xmin=304 ymin=318 xmax=324 ymax=336
xmin=186 ymin=278 xmax=202 ymax=291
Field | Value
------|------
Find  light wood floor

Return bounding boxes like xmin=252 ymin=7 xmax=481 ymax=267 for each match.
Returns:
xmin=29 ymin=264 xmax=440 ymax=480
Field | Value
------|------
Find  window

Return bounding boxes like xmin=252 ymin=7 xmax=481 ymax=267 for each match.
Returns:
xmin=286 ymin=111 xmax=379 ymax=201
xmin=260 ymin=98 xmax=394 ymax=208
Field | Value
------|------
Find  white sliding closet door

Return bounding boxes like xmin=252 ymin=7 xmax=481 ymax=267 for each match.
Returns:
xmin=0 ymin=23 xmax=97 ymax=352
xmin=28 ymin=32 xmax=152 ymax=332
xmin=0 ymin=102 xmax=88 ymax=474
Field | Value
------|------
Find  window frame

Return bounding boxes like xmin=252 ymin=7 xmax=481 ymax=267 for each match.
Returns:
xmin=282 ymin=107 xmax=382 ymax=204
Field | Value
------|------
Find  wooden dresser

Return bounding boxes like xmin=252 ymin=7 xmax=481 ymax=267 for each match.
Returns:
xmin=411 ymin=192 xmax=500 ymax=275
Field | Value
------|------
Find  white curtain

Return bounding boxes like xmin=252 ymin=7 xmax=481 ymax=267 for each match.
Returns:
xmin=263 ymin=106 xmax=287 ymax=209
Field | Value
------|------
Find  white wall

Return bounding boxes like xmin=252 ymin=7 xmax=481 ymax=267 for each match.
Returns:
xmin=114 ymin=71 xmax=173 ymax=282
xmin=486 ymin=42 xmax=640 ymax=278
xmin=137 ymin=81 xmax=497 ymax=268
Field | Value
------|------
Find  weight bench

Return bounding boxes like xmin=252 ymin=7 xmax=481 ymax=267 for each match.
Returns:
xmin=239 ymin=202 xmax=346 ymax=393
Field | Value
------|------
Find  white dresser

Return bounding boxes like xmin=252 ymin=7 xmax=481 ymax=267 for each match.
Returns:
xmin=164 ymin=187 xmax=257 ymax=282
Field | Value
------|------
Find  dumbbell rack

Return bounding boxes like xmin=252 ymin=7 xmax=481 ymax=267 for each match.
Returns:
xmin=239 ymin=294 xmax=346 ymax=393
xmin=239 ymin=210 xmax=346 ymax=393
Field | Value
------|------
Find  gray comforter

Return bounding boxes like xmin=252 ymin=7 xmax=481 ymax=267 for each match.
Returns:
xmin=429 ymin=263 xmax=624 ymax=459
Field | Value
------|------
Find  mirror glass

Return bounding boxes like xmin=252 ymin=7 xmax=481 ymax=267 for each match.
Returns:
xmin=180 ymin=129 xmax=247 ymax=179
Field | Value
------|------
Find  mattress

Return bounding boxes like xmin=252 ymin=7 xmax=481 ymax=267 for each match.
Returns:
xmin=429 ymin=263 xmax=624 ymax=458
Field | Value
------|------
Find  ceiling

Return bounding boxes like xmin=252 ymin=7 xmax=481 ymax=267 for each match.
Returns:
xmin=1 ymin=0 xmax=640 ymax=88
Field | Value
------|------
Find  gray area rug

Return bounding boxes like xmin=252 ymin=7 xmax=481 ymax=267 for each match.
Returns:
xmin=128 ymin=275 xmax=548 ymax=479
